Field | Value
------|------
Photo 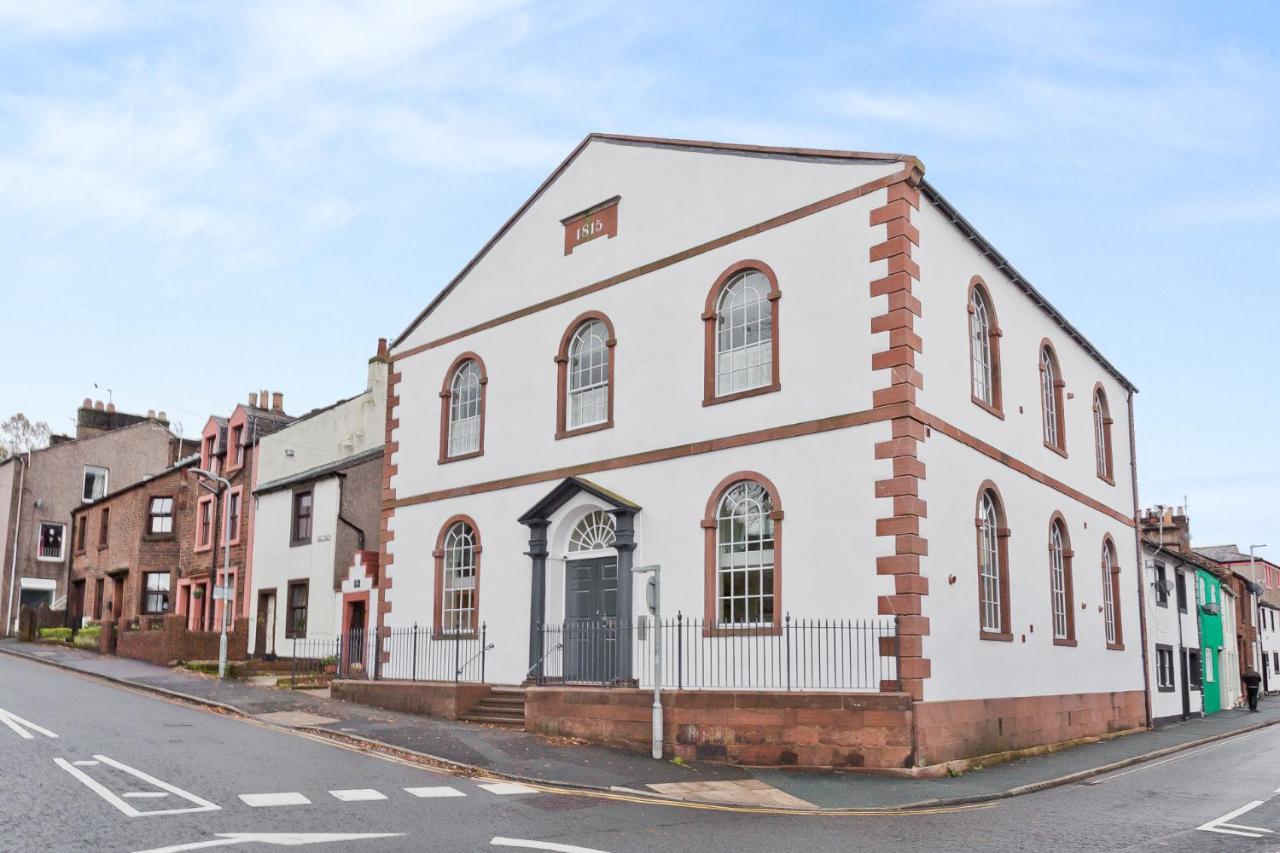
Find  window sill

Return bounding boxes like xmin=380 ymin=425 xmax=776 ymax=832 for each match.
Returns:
xmin=289 ymin=539 xmax=312 ymax=549
xmin=1106 ymin=642 xmax=1125 ymax=651
xmin=97 ymin=544 xmax=109 ymax=552
xmin=1044 ymin=441 xmax=1069 ymax=459
xmin=1157 ymin=685 xmax=1175 ymax=693
xmin=702 ymin=624 xmax=782 ymax=638
xmin=703 ymin=382 xmax=781 ymax=408
xmin=36 ymin=556 xmax=66 ymax=563
xmin=438 ymin=449 xmax=483 ymax=465
xmin=971 ymin=396 xmax=1005 ymax=420
xmin=1155 ymin=601 xmax=1169 ymax=609
xmin=556 ymin=420 xmax=613 ymax=440
xmin=1097 ymin=473 xmax=1116 ymax=486
xmin=142 ymin=533 xmax=177 ymax=543
xmin=1052 ymin=637 xmax=1077 ymax=647
xmin=979 ymin=630 xmax=1013 ymax=642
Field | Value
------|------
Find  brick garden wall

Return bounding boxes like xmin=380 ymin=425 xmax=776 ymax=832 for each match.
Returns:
xmin=110 ymin=614 xmax=249 ymax=666
xmin=525 ymin=687 xmax=915 ymax=769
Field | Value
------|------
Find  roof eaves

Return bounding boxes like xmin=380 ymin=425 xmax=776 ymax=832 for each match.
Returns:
xmin=919 ymin=180 xmax=1137 ymax=393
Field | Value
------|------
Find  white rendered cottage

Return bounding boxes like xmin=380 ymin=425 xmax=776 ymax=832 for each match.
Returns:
xmin=375 ymin=135 xmax=1147 ymax=767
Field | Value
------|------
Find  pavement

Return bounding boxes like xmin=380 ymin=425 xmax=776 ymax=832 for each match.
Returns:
xmin=6 ymin=638 xmax=1280 ymax=813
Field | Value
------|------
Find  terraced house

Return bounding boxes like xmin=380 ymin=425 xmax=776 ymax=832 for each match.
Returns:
xmin=375 ymin=134 xmax=1146 ymax=769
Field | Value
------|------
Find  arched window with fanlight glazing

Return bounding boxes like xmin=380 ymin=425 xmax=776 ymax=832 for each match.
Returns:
xmin=1093 ymin=384 xmax=1114 ymax=483
xmin=1040 ymin=342 xmax=1066 ymax=454
xmin=968 ymin=278 xmax=1003 ymax=416
xmin=1102 ymin=537 xmax=1123 ymax=649
xmin=976 ymin=484 xmax=1011 ymax=640
xmin=568 ymin=510 xmax=616 ymax=553
xmin=433 ymin=517 xmax=481 ymax=636
xmin=438 ymin=354 xmax=487 ymax=463
xmin=703 ymin=262 xmax=781 ymax=405
xmin=1048 ymin=515 xmax=1075 ymax=645
xmin=702 ymin=475 xmax=783 ymax=630
xmin=555 ymin=312 xmax=615 ymax=439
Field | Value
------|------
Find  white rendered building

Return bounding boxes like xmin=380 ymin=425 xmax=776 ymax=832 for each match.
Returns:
xmin=247 ymin=345 xmax=388 ymax=657
xmin=378 ymin=135 xmax=1146 ymax=765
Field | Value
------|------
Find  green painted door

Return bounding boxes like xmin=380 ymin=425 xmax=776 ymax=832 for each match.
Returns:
xmin=1198 ymin=570 xmax=1223 ymax=715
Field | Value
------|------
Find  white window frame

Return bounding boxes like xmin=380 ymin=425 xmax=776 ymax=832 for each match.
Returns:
xmin=36 ymin=522 xmax=66 ymax=562
xmin=970 ymin=289 xmax=993 ymax=403
xmin=1156 ymin=647 xmax=1175 ymax=690
xmin=715 ymin=270 xmax=773 ymax=397
xmin=1094 ymin=390 xmax=1110 ymax=479
xmin=447 ymin=361 xmax=482 ymax=458
xmin=715 ymin=482 xmax=775 ymax=627
xmin=83 ymin=465 xmax=109 ymax=502
xmin=148 ymin=496 xmax=175 ymax=534
xmin=978 ymin=493 xmax=1001 ymax=633
xmin=1041 ymin=348 xmax=1060 ymax=448
xmin=568 ymin=510 xmax=616 ymax=553
xmin=441 ymin=521 xmax=477 ymax=634
xmin=1102 ymin=545 xmax=1117 ymax=644
xmin=567 ymin=320 xmax=609 ymax=430
xmin=1049 ymin=522 xmax=1068 ymax=640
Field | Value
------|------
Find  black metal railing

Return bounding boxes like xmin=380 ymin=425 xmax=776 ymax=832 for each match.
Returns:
xmin=377 ymin=623 xmax=491 ymax=683
xmin=534 ymin=613 xmax=897 ymax=692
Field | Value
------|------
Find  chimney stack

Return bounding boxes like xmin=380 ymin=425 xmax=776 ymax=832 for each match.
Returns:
xmin=271 ymin=391 xmax=284 ymax=413
xmin=248 ymin=392 xmax=258 ymax=407
xmin=1140 ymin=504 xmax=1193 ymax=553
xmin=260 ymin=389 xmax=269 ymax=409
xmin=147 ymin=409 xmax=155 ymax=419
xmin=157 ymin=411 xmax=167 ymax=423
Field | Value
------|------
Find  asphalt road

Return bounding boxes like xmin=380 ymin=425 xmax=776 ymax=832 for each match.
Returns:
xmin=5 ymin=653 xmax=1280 ymax=853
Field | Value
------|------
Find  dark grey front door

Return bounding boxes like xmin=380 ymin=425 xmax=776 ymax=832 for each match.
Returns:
xmin=565 ymin=557 xmax=618 ymax=683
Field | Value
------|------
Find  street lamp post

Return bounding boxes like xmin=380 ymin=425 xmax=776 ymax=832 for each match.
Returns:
xmin=193 ymin=468 xmax=232 ymax=679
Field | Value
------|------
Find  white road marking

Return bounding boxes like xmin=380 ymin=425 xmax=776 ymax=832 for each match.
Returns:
xmin=124 ymin=792 xmax=172 ymax=799
xmin=238 ymin=792 xmax=311 ymax=808
xmin=1198 ymin=800 xmax=1271 ymax=838
xmin=329 ymin=788 xmax=387 ymax=802
xmin=479 ymin=782 xmax=538 ymax=795
xmin=55 ymin=755 xmax=220 ymax=818
xmin=404 ymin=786 xmax=466 ymax=798
xmin=74 ymin=760 xmax=101 ymax=767
xmin=491 ymin=838 xmax=612 ymax=853
xmin=0 ymin=707 xmax=59 ymax=739
xmin=132 ymin=831 xmax=404 ymax=852
xmin=1085 ymin=729 xmax=1265 ymax=785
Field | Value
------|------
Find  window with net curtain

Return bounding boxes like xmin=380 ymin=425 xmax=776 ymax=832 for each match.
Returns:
xmin=715 ymin=269 xmax=773 ymax=396
xmin=447 ymin=360 xmax=482 ymax=457
xmin=716 ymin=481 xmax=775 ymax=626
xmin=567 ymin=320 xmax=609 ymax=430
xmin=442 ymin=521 xmax=477 ymax=634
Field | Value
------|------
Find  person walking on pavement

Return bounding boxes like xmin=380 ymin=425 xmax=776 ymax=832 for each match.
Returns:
xmin=1244 ymin=669 xmax=1263 ymax=711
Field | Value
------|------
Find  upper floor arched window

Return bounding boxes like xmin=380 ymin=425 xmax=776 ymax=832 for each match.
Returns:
xmin=968 ymin=278 xmax=1003 ymax=416
xmin=977 ymin=483 xmax=1011 ymax=641
xmin=703 ymin=262 xmax=781 ymax=406
xmin=438 ymin=354 xmax=487 ymax=463
xmin=1040 ymin=342 xmax=1066 ymax=455
xmin=1093 ymin=385 xmax=1114 ymax=483
xmin=703 ymin=472 xmax=783 ymax=631
xmin=556 ymin=312 xmax=615 ymax=439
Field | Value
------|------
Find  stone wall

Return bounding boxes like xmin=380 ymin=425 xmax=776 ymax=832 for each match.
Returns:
xmin=331 ymin=679 xmax=492 ymax=720
xmin=912 ymin=690 xmax=1147 ymax=766
xmin=525 ymin=687 xmax=916 ymax=769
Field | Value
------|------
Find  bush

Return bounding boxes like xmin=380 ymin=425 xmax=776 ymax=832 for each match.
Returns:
xmin=78 ymin=624 xmax=102 ymax=638
xmin=73 ymin=632 xmax=99 ymax=650
xmin=38 ymin=627 xmax=72 ymax=641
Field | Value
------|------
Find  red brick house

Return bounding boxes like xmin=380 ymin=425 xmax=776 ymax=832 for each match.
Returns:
xmin=176 ymin=393 xmax=294 ymax=635
xmin=69 ymin=457 xmax=199 ymax=628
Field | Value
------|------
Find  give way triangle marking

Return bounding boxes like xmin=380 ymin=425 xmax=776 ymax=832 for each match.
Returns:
xmin=132 ymin=832 xmax=404 ymax=853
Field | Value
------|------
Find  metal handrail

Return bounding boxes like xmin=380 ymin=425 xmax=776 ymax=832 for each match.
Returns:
xmin=526 ymin=641 xmax=564 ymax=678
xmin=457 ymin=642 xmax=495 ymax=678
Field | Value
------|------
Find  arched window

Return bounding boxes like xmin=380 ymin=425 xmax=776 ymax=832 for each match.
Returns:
xmin=1040 ymin=342 xmax=1066 ymax=454
xmin=703 ymin=473 xmax=783 ymax=631
xmin=568 ymin=511 xmax=616 ymax=552
xmin=1049 ymin=515 xmax=1076 ymax=645
xmin=976 ymin=484 xmax=1011 ymax=640
xmin=703 ymin=261 xmax=781 ymax=405
xmin=438 ymin=354 xmax=487 ymax=463
xmin=1102 ymin=538 xmax=1123 ymax=649
xmin=555 ymin=312 xmax=615 ymax=439
xmin=968 ymin=278 xmax=1002 ymax=415
xmin=1093 ymin=385 xmax=1114 ymax=483
xmin=434 ymin=517 xmax=480 ymax=636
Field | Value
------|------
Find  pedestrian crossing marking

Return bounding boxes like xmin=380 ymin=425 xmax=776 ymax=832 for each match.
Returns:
xmin=240 ymin=792 xmax=311 ymax=808
xmin=329 ymin=788 xmax=387 ymax=802
xmin=479 ymin=782 xmax=539 ymax=796
xmin=405 ymin=786 xmax=466 ymax=798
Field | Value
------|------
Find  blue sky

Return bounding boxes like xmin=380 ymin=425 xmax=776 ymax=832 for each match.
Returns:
xmin=1 ymin=0 xmax=1276 ymax=553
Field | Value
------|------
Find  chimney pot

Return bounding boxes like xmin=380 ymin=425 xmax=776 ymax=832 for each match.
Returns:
xmin=271 ymin=391 xmax=283 ymax=413
xmin=260 ymin=389 xmax=269 ymax=408
xmin=106 ymin=402 xmax=115 ymax=413
xmin=248 ymin=392 xmax=258 ymax=407
xmin=94 ymin=400 xmax=105 ymax=411
xmin=157 ymin=411 xmax=166 ymax=421
xmin=147 ymin=409 xmax=155 ymax=419
xmin=377 ymin=337 xmax=389 ymax=359
xmin=82 ymin=398 xmax=92 ymax=409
